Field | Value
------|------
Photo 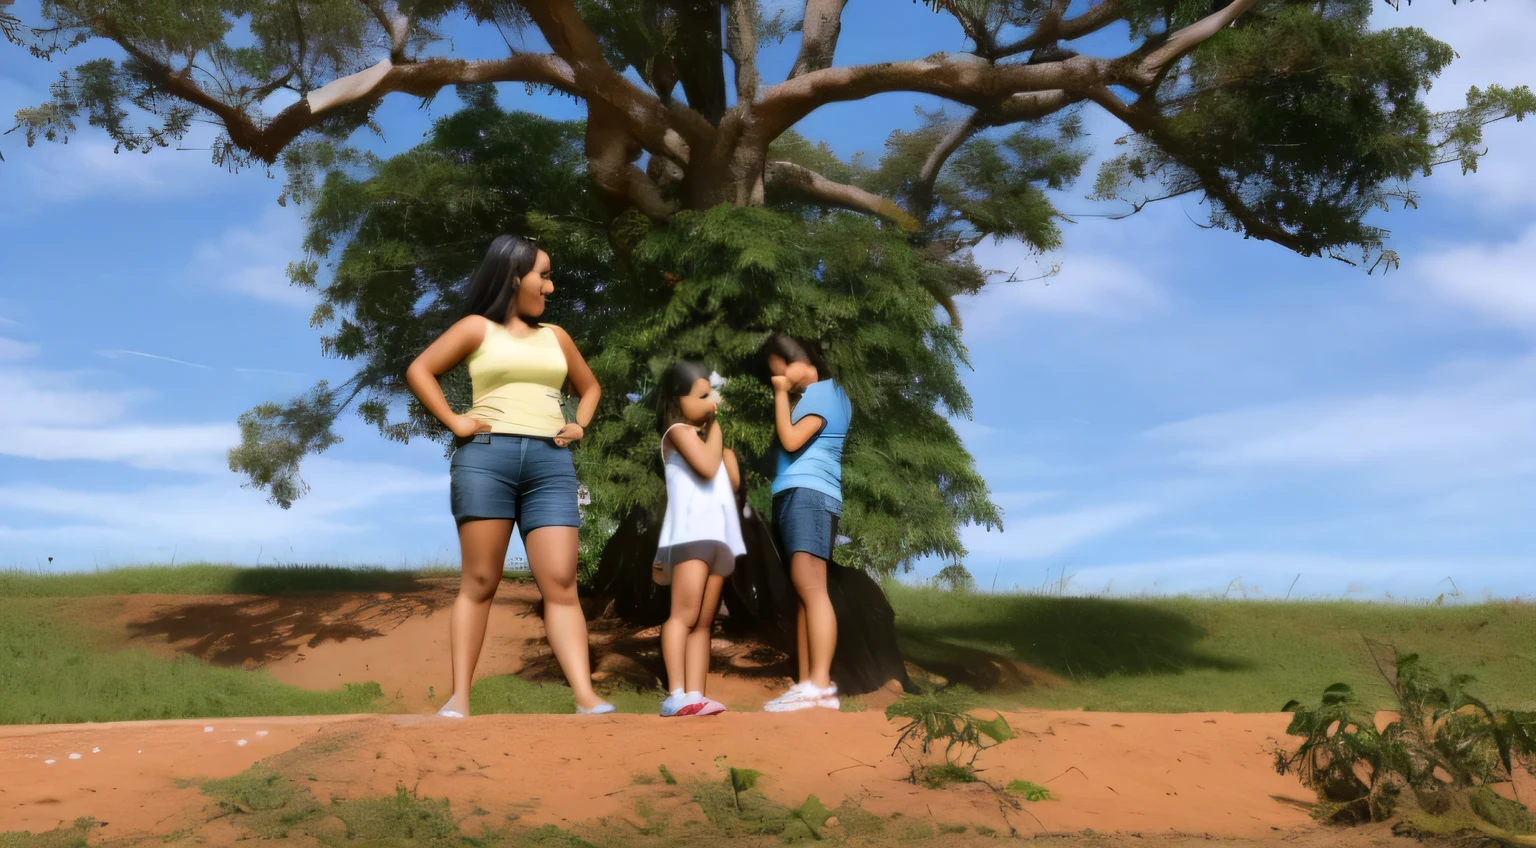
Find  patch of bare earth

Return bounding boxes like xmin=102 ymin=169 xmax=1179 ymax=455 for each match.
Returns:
xmin=1 ymin=710 xmax=1340 ymax=845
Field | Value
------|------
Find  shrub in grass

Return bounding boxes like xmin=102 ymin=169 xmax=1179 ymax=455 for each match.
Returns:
xmin=1277 ymin=641 xmax=1536 ymax=838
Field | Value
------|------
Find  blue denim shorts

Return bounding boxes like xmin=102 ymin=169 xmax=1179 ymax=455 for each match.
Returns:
xmin=449 ymin=433 xmax=581 ymax=539
xmin=772 ymin=487 xmax=841 ymax=561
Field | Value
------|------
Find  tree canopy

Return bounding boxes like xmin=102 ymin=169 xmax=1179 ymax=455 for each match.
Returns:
xmin=229 ymin=89 xmax=1002 ymax=574
xmin=6 ymin=0 xmax=1529 ymax=268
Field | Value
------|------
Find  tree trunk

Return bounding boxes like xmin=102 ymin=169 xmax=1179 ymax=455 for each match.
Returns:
xmin=585 ymin=498 xmax=911 ymax=698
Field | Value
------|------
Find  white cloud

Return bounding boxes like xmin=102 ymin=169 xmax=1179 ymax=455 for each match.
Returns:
xmin=6 ymin=134 xmax=232 ymax=205
xmin=962 ymin=500 xmax=1158 ymax=560
xmin=963 ymin=244 xmax=1166 ymax=327
xmin=1147 ymin=355 xmax=1536 ymax=478
xmin=0 ymin=365 xmax=232 ymax=472
xmin=0 ymin=458 xmax=448 ymax=562
xmin=1414 ymin=224 xmax=1536 ymax=330
xmin=0 ymin=337 xmax=39 ymax=362
xmin=189 ymin=206 xmax=312 ymax=307
xmin=97 ymin=349 xmax=211 ymax=369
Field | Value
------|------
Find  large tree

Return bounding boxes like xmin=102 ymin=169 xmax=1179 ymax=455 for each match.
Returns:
xmin=5 ymin=0 xmax=1531 ymax=577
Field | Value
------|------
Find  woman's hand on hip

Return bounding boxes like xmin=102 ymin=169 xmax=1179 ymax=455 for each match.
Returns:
xmin=449 ymin=414 xmax=492 ymax=439
xmin=553 ymin=422 xmax=585 ymax=447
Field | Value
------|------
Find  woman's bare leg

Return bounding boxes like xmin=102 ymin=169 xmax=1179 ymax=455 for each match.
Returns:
xmin=524 ymin=526 xmax=604 ymax=710
xmin=684 ymin=573 xmax=727 ymax=695
xmin=444 ymin=519 xmax=513 ymax=715
xmin=790 ymin=552 xmax=836 ymax=689
xmin=661 ymin=560 xmax=708 ymax=694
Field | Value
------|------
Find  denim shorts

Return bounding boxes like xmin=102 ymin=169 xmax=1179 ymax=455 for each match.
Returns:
xmin=449 ymin=433 xmax=581 ymax=539
xmin=772 ymin=487 xmax=841 ymax=561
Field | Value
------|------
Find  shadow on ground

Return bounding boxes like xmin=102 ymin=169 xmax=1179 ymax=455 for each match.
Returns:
xmin=127 ymin=589 xmax=454 ymax=668
xmin=898 ymin=595 xmax=1247 ymax=685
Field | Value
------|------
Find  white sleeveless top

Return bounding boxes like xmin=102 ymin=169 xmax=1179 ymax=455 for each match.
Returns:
xmin=655 ymin=424 xmax=746 ymax=568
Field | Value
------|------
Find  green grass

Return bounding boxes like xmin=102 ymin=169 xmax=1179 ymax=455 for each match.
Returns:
xmin=0 ymin=599 xmax=389 ymax=724
xmin=0 ymin=563 xmax=453 ymax=597
xmin=888 ymin=583 xmax=1536 ymax=713
xmin=0 ymin=817 xmax=95 ymax=848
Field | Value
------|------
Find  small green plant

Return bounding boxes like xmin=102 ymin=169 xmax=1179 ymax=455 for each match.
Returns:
xmin=728 ymin=766 xmax=763 ymax=811
xmin=0 ymin=817 xmax=96 ymax=848
xmin=657 ymin=764 xmax=677 ymax=785
xmin=885 ymin=685 xmax=1013 ymax=785
xmin=1276 ymin=641 xmax=1536 ymax=836
xmin=1006 ymin=780 xmax=1053 ymax=801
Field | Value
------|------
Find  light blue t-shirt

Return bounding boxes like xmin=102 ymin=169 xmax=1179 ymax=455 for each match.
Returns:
xmin=772 ymin=380 xmax=852 ymax=504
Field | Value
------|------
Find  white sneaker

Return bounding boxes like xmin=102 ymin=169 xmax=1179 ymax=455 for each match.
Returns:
xmin=764 ymin=681 xmax=838 ymax=712
xmin=575 ymin=701 xmax=616 ymax=715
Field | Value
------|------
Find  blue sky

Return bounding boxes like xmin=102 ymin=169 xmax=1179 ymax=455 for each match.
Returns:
xmin=1 ymin=2 xmax=1532 ymax=600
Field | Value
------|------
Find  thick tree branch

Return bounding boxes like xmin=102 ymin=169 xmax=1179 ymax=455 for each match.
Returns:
xmin=1131 ymin=0 xmax=1263 ymax=88
xmin=726 ymin=0 xmax=761 ymax=103
xmin=993 ymin=0 xmax=1123 ymax=59
xmin=766 ymin=160 xmax=921 ymax=231
xmin=757 ymin=54 xmax=1103 ymax=141
xmin=521 ymin=0 xmax=707 ymax=158
xmin=789 ymin=0 xmax=849 ymax=80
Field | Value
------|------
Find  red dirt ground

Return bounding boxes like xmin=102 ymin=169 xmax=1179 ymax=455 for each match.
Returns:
xmin=5 ymin=583 xmax=1493 ymax=845
xmin=0 ymin=710 xmax=1317 ymax=843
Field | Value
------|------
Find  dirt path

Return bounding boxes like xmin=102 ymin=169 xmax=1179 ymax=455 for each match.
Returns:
xmin=0 ymin=709 xmax=1320 ymax=843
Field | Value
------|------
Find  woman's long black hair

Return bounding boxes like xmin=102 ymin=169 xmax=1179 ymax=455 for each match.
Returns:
xmin=759 ymin=332 xmax=831 ymax=381
xmin=655 ymin=360 xmax=712 ymax=437
xmin=463 ymin=235 xmax=541 ymax=322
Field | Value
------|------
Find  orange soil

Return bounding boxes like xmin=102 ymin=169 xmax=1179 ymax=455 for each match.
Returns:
xmin=68 ymin=581 xmax=791 ymax=713
xmin=0 ymin=710 xmax=1318 ymax=843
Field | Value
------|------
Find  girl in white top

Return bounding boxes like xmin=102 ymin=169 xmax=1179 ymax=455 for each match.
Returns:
xmin=652 ymin=360 xmax=747 ymax=717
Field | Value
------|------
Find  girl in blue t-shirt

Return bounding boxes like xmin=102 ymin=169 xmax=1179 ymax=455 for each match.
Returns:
xmin=760 ymin=334 xmax=852 ymax=712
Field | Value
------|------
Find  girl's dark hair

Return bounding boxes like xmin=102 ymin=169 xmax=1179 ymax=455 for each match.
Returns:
xmin=760 ymin=333 xmax=830 ymax=380
xmin=656 ymin=360 xmax=713 ymax=436
xmin=463 ymin=235 xmax=542 ymax=322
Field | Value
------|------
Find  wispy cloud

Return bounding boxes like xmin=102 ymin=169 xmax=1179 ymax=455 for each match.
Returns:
xmin=189 ymin=206 xmax=312 ymax=308
xmin=0 ymin=365 xmax=231 ymax=472
xmin=963 ymin=247 xmax=1167 ymax=327
xmin=97 ymin=349 xmax=211 ymax=369
xmin=962 ymin=500 xmax=1159 ymax=560
xmin=1146 ymin=355 xmax=1536 ymax=479
xmin=1413 ymin=224 xmax=1536 ymax=331
xmin=0 ymin=337 xmax=39 ymax=362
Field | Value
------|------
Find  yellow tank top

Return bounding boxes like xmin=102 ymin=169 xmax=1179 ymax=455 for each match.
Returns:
xmin=466 ymin=321 xmax=568 ymax=437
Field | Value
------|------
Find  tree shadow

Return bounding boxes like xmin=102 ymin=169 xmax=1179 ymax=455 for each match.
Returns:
xmin=126 ymin=590 xmax=453 ymax=668
xmin=897 ymin=594 xmax=1247 ymax=688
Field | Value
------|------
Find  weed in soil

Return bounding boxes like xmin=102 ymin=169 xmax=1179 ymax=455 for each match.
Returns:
xmin=1277 ymin=641 xmax=1536 ymax=842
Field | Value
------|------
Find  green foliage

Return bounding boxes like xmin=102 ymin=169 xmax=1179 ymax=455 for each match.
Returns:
xmin=330 ymin=785 xmax=458 ymax=841
xmin=198 ymin=766 xmax=323 ymax=839
xmin=1094 ymin=0 xmax=1536 ymax=269
xmin=1276 ymin=644 xmax=1536 ymax=833
xmin=1005 ymin=780 xmax=1053 ymax=802
xmin=0 ymin=817 xmax=96 ymax=848
xmin=885 ymin=685 xmax=1014 ymax=787
xmin=229 ymin=95 xmax=999 ymax=577
xmin=657 ymin=764 xmax=678 ymax=785
xmin=933 ymin=563 xmax=976 ymax=593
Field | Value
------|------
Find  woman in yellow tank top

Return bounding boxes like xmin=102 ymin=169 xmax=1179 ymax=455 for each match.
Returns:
xmin=406 ymin=235 xmax=611 ymax=716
